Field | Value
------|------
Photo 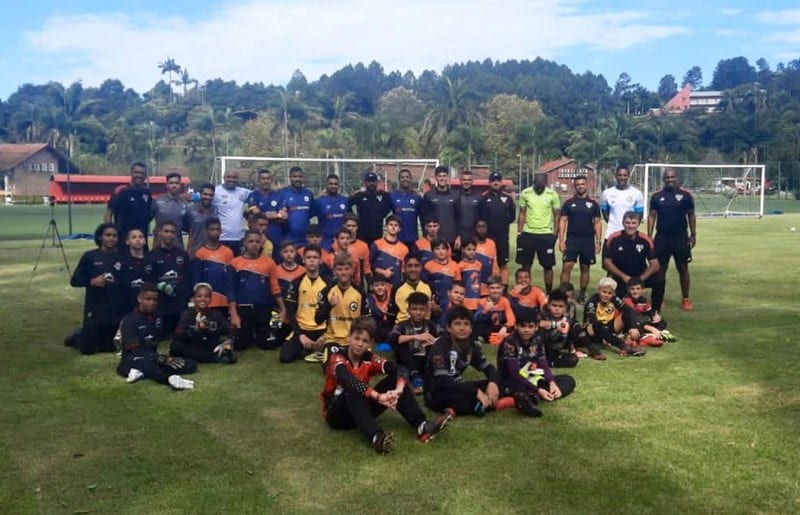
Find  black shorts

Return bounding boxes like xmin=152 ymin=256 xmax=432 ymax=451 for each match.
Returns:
xmin=515 ymin=233 xmax=556 ymax=269
xmin=654 ymin=233 xmax=692 ymax=266
xmin=563 ymin=236 xmax=596 ymax=265
xmin=495 ymin=233 xmax=510 ymax=267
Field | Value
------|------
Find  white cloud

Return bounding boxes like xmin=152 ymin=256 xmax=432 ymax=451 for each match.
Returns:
xmin=21 ymin=0 xmax=688 ymax=93
xmin=765 ymin=29 xmax=800 ymax=44
xmin=757 ymin=9 xmax=800 ymax=25
xmin=720 ymin=8 xmax=742 ymax=16
xmin=715 ymin=29 xmax=738 ymax=37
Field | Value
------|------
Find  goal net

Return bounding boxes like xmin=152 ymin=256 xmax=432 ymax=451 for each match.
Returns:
xmin=213 ymin=156 xmax=440 ymax=195
xmin=629 ymin=163 xmax=766 ymax=218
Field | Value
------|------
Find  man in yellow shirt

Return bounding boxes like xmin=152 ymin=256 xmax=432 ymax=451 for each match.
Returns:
xmin=516 ymin=173 xmax=561 ymax=293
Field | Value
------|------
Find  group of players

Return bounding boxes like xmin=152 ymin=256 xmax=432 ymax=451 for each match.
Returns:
xmin=66 ymin=161 xmax=695 ymax=452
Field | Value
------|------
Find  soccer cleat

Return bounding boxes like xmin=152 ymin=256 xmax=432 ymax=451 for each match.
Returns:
xmin=639 ymin=334 xmax=663 ymax=347
xmin=304 ymin=351 xmax=324 ymax=363
xmin=619 ymin=345 xmax=646 ymax=357
xmin=126 ymin=368 xmax=144 ymax=383
xmin=660 ymin=330 xmax=678 ymax=343
xmin=588 ymin=346 xmax=607 ymax=361
xmin=168 ymin=375 xmax=195 ymax=390
xmin=514 ymin=392 xmax=543 ymax=417
xmin=418 ymin=412 xmax=453 ymax=443
xmin=681 ymin=298 xmax=694 ymax=311
xmin=372 ymin=431 xmax=395 ymax=454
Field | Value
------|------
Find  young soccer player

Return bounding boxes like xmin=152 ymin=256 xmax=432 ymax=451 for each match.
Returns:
xmin=120 ymin=227 xmax=149 ymax=315
xmin=391 ymin=253 xmax=434 ymax=324
xmin=422 ymin=239 xmax=461 ymax=317
xmin=623 ymin=277 xmax=676 ymax=345
xmin=170 ymin=283 xmax=236 ymax=364
xmin=315 ymin=252 xmax=370 ymax=365
xmin=228 ymin=229 xmax=286 ymax=350
xmin=370 ymin=215 xmax=409 ymax=289
xmin=414 ymin=218 xmax=441 ymax=265
xmin=298 ymin=224 xmax=333 ymax=282
xmin=249 ymin=212 xmax=275 ymax=261
xmin=68 ymin=223 xmax=124 ymax=354
xmin=457 ymin=238 xmax=483 ymax=311
xmin=424 ymin=306 xmax=501 ymax=416
xmin=584 ymin=277 xmax=645 ymax=357
xmin=321 ymin=318 xmax=452 ymax=454
xmin=271 ymin=240 xmax=306 ymax=348
xmin=331 ymin=226 xmax=369 ymax=289
xmin=508 ymin=268 xmax=548 ymax=322
xmin=280 ymin=244 xmax=329 ymax=363
xmin=535 ymin=290 xmax=580 ymax=367
xmin=145 ymin=220 xmax=192 ymax=336
xmin=388 ymin=292 xmax=442 ymax=394
xmin=438 ymin=281 xmax=467 ymax=328
xmin=473 ymin=219 xmax=500 ymax=289
xmin=368 ymin=275 xmax=394 ymax=343
xmin=335 ymin=215 xmax=373 ymax=288
xmin=192 ymin=217 xmax=233 ymax=315
xmin=474 ymin=276 xmax=516 ymax=345
xmin=117 ymin=283 xmax=197 ymax=389
xmin=496 ymin=311 xmax=576 ymax=417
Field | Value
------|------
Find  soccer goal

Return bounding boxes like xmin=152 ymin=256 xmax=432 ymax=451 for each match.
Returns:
xmin=213 ymin=156 xmax=440 ymax=194
xmin=629 ymin=163 xmax=767 ymax=218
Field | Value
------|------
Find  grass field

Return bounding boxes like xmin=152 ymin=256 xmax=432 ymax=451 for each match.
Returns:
xmin=1 ymin=205 xmax=799 ymax=514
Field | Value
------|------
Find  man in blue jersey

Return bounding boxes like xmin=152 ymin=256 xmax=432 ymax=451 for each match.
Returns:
xmin=390 ymin=168 xmax=422 ymax=248
xmin=313 ymin=174 xmax=349 ymax=248
xmin=246 ymin=168 xmax=286 ymax=259
xmin=281 ymin=166 xmax=315 ymax=247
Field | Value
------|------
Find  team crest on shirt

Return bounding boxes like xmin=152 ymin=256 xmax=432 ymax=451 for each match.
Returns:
xmin=675 ymin=194 xmax=684 ymax=201
xmin=626 ymin=195 xmax=633 ymax=202
xmin=636 ymin=244 xmax=644 ymax=253
xmin=113 ymin=261 xmax=122 ymax=271
xmin=376 ymin=195 xmax=383 ymax=202
xmin=410 ymin=198 xmax=415 ymax=204
xmin=270 ymin=200 xmax=277 ymax=207
xmin=585 ymin=201 xmax=592 ymax=209
xmin=501 ymin=197 xmax=507 ymax=203
xmin=176 ymin=256 xmax=185 ymax=265
xmin=303 ymin=196 xmax=309 ymax=202
xmin=349 ymin=301 xmax=358 ymax=312
xmin=339 ymin=203 xmax=346 ymax=210
xmin=145 ymin=264 xmax=153 ymax=274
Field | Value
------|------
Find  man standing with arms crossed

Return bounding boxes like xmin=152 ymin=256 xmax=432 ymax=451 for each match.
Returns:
xmin=600 ymin=165 xmax=644 ymax=239
xmin=421 ymin=166 xmax=459 ymax=248
xmin=478 ymin=172 xmax=515 ymax=286
xmin=348 ymin=171 xmax=392 ymax=247
xmin=454 ymin=169 xmax=481 ymax=258
xmin=516 ymin=173 xmax=561 ymax=294
xmin=558 ymin=175 xmax=602 ymax=303
xmin=105 ymin=162 xmax=153 ymax=251
xmin=314 ymin=174 xmax=350 ymax=249
xmin=647 ymin=169 xmax=696 ymax=311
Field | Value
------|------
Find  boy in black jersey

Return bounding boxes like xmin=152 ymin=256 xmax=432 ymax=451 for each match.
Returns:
xmin=120 ymin=228 xmax=149 ymax=314
xmin=535 ymin=290 xmax=580 ymax=368
xmin=424 ymin=306 xmax=501 ymax=416
xmin=117 ymin=283 xmax=197 ymax=389
xmin=584 ymin=277 xmax=645 ymax=357
xmin=145 ymin=220 xmax=191 ymax=336
xmin=170 ymin=283 xmax=236 ymax=364
xmin=497 ymin=312 xmax=576 ymax=417
xmin=321 ymin=318 xmax=451 ymax=454
xmin=388 ymin=292 xmax=442 ymax=394
xmin=68 ymin=223 xmax=124 ymax=354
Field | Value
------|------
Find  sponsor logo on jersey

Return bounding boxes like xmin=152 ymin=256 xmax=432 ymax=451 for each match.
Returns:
xmin=114 ymin=261 xmax=122 ymax=271
xmin=339 ymin=203 xmax=346 ymax=210
xmin=376 ymin=195 xmax=383 ymax=202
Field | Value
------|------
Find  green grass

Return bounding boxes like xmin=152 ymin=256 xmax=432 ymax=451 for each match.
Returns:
xmin=1 ymin=209 xmax=800 ymax=514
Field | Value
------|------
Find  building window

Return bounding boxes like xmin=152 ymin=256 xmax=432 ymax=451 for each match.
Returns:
xmin=33 ymin=163 xmax=40 ymax=171
xmin=48 ymin=163 xmax=55 ymax=172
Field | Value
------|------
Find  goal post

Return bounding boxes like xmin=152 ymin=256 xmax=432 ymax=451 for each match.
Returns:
xmin=629 ymin=163 xmax=766 ymax=218
xmin=214 ymin=156 xmax=440 ymax=194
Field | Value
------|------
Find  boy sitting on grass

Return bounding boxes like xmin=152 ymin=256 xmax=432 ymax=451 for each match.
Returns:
xmin=508 ymin=268 xmax=548 ymax=322
xmin=535 ymin=290 xmax=580 ymax=367
xmin=368 ymin=275 xmax=394 ymax=343
xmin=388 ymin=292 xmax=442 ymax=394
xmin=497 ymin=311 xmax=576 ymax=417
xmin=321 ymin=318 xmax=452 ymax=454
xmin=117 ymin=283 xmax=197 ymax=390
xmin=438 ymin=281 xmax=466 ymax=328
xmin=424 ymin=306 xmax=501 ymax=417
xmin=623 ymin=277 xmax=677 ymax=345
xmin=584 ymin=277 xmax=645 ymax=357
xmin=170 ymin=283 xmax=236 ymax=364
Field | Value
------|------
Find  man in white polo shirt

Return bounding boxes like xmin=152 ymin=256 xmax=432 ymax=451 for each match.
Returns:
xmin=213 ymin=170 xmax=250 ymax=256
xmin=600 ymin=165 xmax=644 ymax=239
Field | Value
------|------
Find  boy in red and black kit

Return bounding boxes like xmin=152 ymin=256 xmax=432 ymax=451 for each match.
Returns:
xmin=584 ymin=277 xmax=644 ymax=357
xmin=228 ymin=230 xmax=286 ymax=350
xmin=623 ymin=277 xmax=677 ymax=345
xmin=535 ymin=290 xmax=580 ymax=368
xmin=321 ymin=318 xmax=452 ymax=454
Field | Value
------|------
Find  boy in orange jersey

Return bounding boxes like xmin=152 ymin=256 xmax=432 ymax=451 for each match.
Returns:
xmin=192 ymin=217 xmax=233 ymax=315
xmin=228 ymin=230 xmax=286 ymax=350
xmin=331 ymin=223 xmax=371 ymax=290
xmin=474 ymin=276 xmax=516 ymax=345
xmin=368 ymin=275 xmax=394 ymax=342
xmin=321 ymin=318 xmax=452 ymax=454
xmin=508 ymin=268 xmax=548 ymax=322
xmin=271 ymin=240 xmax=306 ymax=348
xmin=457 ymin=238 xmax=483 ymax=311
xmin=297 ymin=224 xmax=333 ymax=282
xmin=339 ymin=214 xmax=373 ymax=288
xmin=422 ymin=239 xmax=461 ymax=318
xmin=370 ymin=215 xmax=409 ymax=289
xmin=473 ymin=220 xmax=500 ymax=290
xmin=415 ymin=218 xmax=442 ymax=266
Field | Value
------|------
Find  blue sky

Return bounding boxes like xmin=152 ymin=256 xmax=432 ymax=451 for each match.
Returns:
xmin=1 ymin=0 xmax=799 ymax=100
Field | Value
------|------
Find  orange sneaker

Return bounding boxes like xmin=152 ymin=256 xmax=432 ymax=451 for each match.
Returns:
xmin=681 ymin=298 xmax=694 ymax=311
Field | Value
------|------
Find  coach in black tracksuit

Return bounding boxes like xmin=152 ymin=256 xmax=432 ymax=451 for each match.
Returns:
xmin=478 ymin=172 xmax=516 ymax=269
xmin=454 ymin=170 xmax=482 ymax=257
xmin=348 ymin=172 xmax=393 ymax=247
xmin=69 ymin=223 xmax=125 ymax=355
xmin=421 ymin=166 xmax=460 ymax=244
xmin=144 ymin=221 xmax=191 ymax=336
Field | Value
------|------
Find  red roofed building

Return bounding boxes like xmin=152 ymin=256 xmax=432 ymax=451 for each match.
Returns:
xmin=536 ymin=158 xmax=597 ymax=197
xmin=0 ymin=143 xmax=77 ymax=201
xmin=664 ymin=84 xmax=724 ymax=113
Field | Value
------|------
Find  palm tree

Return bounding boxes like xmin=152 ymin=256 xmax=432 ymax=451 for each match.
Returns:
xmin=157 ymin=57 xmax=182 ymax=103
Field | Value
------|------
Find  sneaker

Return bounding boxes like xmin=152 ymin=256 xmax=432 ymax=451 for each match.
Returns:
xmin=126 ymin=368 xmax=144 ymax=383
xmin=660 ymin=330 xmax=678 ymax=342
xmin=639 ymin=334 xmax=663 ymax=347
xmin=304 ymin=351 xmax=324 ymax=363
xmin=588 ymin=346 xmax=607 ymax=361
xmin=168 ymin=375 xmax=195 ymax=390
xmin=575 ymin=350 xmax=588 ymax=359
xmin=372 ymin=431 xmax=395 ymax=454
xmin=620 ymin=345 xmax=646 ymax=357
xmin=514 ymin=392 xmax=543 ymax=417
xmin=681 ymin=298 xmax=694 ymax=311
xmin=418 ymin=412 xmax=453 ymax=443
xmin=63 ymin=331 xmax=79 ymax=348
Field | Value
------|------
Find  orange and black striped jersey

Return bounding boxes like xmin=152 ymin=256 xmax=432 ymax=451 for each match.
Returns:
xmin=370 ymin=238 xmax=408 ymax=288
xmin=331 ymin=239 xmax=372 ymax=287
xmin=458 ymin=259 xmax=483 ymax=311
xmin=192 ymin=245 xmax=233 ymax=308
xmin=422 ymin=259 xmax=461 ymax=313
xmin=275 ymin=263 xmax=306 ymax=301
xmin=314 ymin=283 xmax=370 ymax=345
xmin=228 ymin=255 xmax=281 ymax=306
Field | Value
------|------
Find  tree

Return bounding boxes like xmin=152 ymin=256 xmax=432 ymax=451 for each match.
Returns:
xmin=482 ymin=94 xmax=545 ymax=171
xmin=683 ymin=66 xmax=703 ymax=89
xmin=157 ymin=57 xmax=182 ymax=103
xmin=711 ymin=57 xmax=756 ymax=90
xmin=657 ymin=74 xmax=678 ymax=101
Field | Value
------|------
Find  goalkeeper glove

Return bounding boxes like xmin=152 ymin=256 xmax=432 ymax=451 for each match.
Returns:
xmin=157 ymin=282 xmax=176 ymax=297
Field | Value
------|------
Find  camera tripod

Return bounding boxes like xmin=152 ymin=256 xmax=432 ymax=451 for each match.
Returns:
xmin=30 ymin=200 xmax=72 ymax=286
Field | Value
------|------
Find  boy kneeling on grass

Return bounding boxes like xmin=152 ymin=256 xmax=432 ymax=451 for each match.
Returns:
xmin=497 ymin=311 xmax=576 ymax=417
xmin=321 ymin=317 xmax=452 ymax=454
xmin=584 ymin=277 xmax=645 ymax=357
xmin=117 ymin=283 xmax=197 ymax=390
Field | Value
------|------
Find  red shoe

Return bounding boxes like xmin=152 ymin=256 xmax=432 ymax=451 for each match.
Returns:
xmin=681 ymin=298 xmax=694 ymax=311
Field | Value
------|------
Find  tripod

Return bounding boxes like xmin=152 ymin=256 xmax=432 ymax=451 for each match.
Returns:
xmin=30 ymin=200 xmax=72 ymax=286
